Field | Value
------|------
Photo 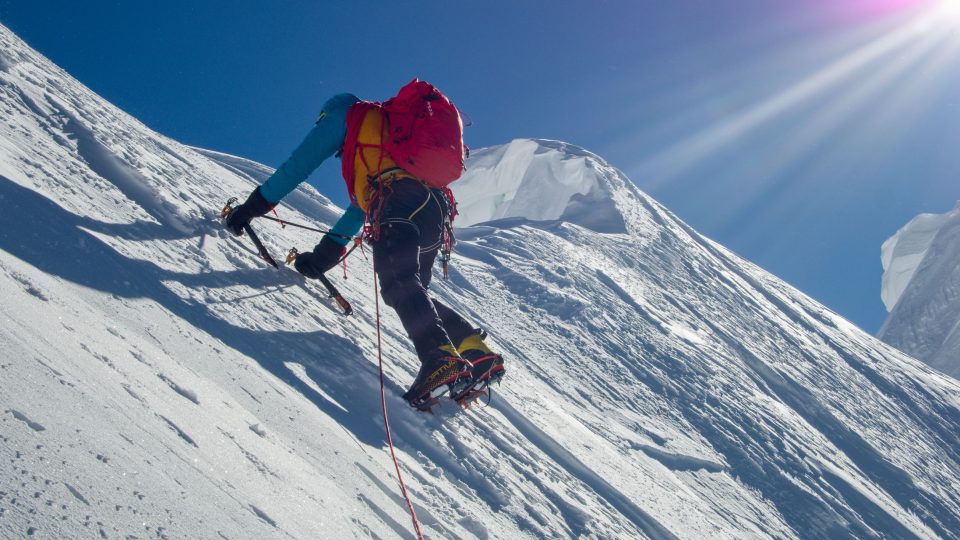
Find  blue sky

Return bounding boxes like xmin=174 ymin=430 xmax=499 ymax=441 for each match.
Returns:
xmin=2 ymin=0 xmax=958 ymax=332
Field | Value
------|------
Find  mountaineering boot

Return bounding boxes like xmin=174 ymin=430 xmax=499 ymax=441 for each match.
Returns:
xmin=451 ymin=331 xmax=505 ymax=406
xmin=402 ymin=346 xmax=472 ymax=410
xmin=458 ymin=331 xmax=506 ymax=383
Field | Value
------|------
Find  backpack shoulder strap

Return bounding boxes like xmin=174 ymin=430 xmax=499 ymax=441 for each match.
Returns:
xmin=340 ymin=101 xmax=381 ymax=206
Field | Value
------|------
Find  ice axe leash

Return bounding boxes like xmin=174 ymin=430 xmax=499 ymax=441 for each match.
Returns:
xmin=220 ymin=198 xmax=352 ymax=316
xmin=259 ymin=214 xmax=354 ymax=240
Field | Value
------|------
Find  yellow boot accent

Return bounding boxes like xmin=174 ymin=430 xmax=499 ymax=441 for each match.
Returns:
xmin=456 ymin=334 xmax=493 ymax=356
xmin=438 ymin=344 xmax=460 ymax=356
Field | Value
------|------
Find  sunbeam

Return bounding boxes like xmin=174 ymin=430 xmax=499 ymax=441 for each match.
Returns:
xmin=631 ymin=2 xmax=960 ymax=196
xmin=711 ymin=27 xmax=957 ymax=228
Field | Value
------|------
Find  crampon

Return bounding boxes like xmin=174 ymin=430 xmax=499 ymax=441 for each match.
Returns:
xmin=404 ymin=360 xmax=473 ymax=414
xmin=453 ymin=355 xmax=506 ymax=409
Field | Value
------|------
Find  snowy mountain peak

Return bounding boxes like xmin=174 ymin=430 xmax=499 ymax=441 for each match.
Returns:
xmin=880 ymin=210 xmax=954 ymax=312
xmin=879 ymin=205 xmax=960 ymax=376
xmin=453 ymin=138 xmax=629 ymax=233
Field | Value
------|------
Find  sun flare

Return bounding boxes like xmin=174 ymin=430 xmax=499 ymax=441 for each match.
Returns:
xmin=935 ymin=0 xmax=960 ymax=22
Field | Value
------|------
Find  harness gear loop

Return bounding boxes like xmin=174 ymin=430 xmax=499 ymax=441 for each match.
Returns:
xmin=439 ymin=187 xmax=458 ymax=279
xmin=441 ymin=217 xmax=454 ymax=279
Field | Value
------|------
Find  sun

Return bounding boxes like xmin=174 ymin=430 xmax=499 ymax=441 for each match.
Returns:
xmin=934 ymin=0 xmax=960 ymax=22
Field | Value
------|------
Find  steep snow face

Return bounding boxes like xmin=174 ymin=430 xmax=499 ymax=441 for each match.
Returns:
xmin=879 ymin=204 xmax=960 ymax=377
xmin=4 ymin=22 xmax=960 ymax=540
xmin=453 ymin=139 xmax=628 ymax=233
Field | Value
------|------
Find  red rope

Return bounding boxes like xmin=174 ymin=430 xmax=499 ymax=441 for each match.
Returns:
xmin=270 ymin=207 xmax=286 ymax=228
xmin=374 ymin=269 xmax=424 ymax=540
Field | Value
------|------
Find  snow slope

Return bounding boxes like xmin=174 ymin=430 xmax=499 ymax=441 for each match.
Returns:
xmin=879 ymin=204 xmax=960 ymax=377
xmin=3 ymin=23 xmax=960 ymax=539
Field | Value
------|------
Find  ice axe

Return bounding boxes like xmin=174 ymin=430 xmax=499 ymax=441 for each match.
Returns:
xmin=220 ymin=198 xmax=352 ymax=316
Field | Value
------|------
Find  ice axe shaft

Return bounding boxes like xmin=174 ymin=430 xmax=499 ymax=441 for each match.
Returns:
xmin=286 ymin=248 xmax=353 ymax=316
xmin=244 ymin=224 xmax=278 ymax=268
xmin=319 ymin=274 xmax=353 ymax=316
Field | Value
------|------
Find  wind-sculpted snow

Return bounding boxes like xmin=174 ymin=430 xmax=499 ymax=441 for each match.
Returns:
xmin=453 ymin=138 xmax=628 ymax=234
xmin=879 ymin=204 xmax=960 ymax=377
xmin=2 ymin=22 xmax=960 ymax=539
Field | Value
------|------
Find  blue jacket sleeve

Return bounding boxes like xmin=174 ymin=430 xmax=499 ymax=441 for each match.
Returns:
xmin=259 ymin=93 xmax=360 ymax=203
xmin=328 ymin=204 xmax=366 ymax=247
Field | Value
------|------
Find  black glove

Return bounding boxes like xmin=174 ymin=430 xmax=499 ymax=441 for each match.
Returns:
xmin=294 ymin=235 xmax=346 ymax=278
xmin=225 ymin=187 xmax=273 ymax=236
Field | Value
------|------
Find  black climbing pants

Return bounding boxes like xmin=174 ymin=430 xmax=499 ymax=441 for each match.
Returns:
xmin=370 ymin=178 xmax=474 ymax=360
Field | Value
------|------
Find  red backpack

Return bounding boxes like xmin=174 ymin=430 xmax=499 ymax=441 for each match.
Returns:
xmin=341 ymin=79 xmax=466 ymax=193
xmin=383 ymin=79 xmax=466 ymax=187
